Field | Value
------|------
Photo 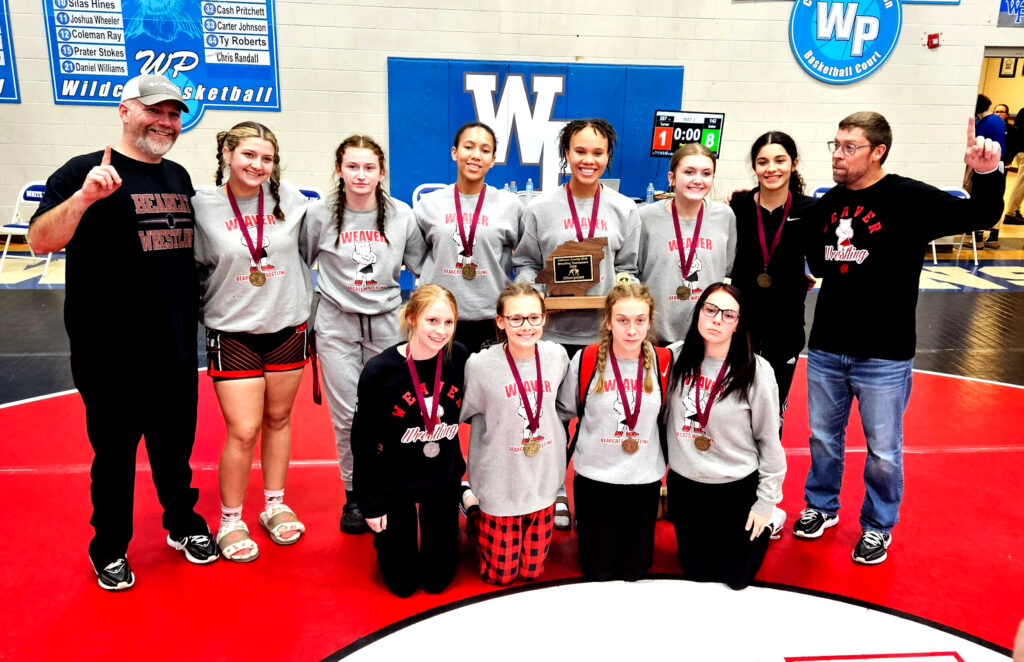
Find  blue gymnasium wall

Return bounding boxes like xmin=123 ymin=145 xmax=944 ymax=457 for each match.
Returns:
xmin=387 ymin=57 xmax=685 ymax=204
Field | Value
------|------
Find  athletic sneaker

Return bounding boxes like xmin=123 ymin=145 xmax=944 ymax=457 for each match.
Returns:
xmin=167 ymin=532 xmax=219 ymax=564
xmin=853 ymin=531 xmax=892 ymax=565
xmin=92 ymin=557 xmax=135 ymax=591
xmin=458 ymin=481 xmax=479 ymax=517
xmin=768 ymin=507 xmax=787 ymax=539
xmin=792 ymin=508 xmax=839 ymax=539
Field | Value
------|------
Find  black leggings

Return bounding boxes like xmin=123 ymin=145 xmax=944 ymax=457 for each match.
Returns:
xmin=667 ymin=469 xmax=771 ymax=590
xmin=573 ymin=473 xmax=661 ymax=582
xmin=372 ymin=486 xmax=460 ymax=597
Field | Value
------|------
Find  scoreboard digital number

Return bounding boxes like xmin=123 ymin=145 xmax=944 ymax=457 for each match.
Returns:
xmin=650 ymin=110 xmax=725 ymax=159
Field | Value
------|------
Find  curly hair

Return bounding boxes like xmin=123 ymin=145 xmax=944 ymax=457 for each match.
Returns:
xmin=557 ymin=118 xmax=617 ymax=174
xmin=216 ymin=121 xmax=284 ymax=222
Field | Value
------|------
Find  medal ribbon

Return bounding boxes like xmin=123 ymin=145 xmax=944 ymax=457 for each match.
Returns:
xmin=226 ymin=184 xmax=264 ymax=268
xmin=406 ymin=350 xmax=443 ymax=435
xmin=671 ymin=200 xmax=704 ymax=282
xmin=608 ymin=347 xmax=644 ymax=432
xmin=565 ymin=184 xmax=601 ymax=242
xmin=693 ymin=359 xmax=729 ymax=429
xmin=503 ymin=345 xmax=543 ymax=435
xmin=454 ymin=183 xmax=486 ymax=260
xmin=754 ymin=191 xmax=793 ymax=272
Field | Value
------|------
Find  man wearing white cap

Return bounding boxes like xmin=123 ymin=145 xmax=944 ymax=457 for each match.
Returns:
xmin=29 ymin=74 xmax=219 ymax=591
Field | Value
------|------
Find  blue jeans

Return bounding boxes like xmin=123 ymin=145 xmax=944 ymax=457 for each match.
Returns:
xmin=803 ymin=350 xmax=913 ymax=534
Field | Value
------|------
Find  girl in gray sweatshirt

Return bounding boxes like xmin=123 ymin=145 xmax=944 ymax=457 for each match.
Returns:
xmin=664 ymin=282 xmax=785 ymax=590
xmin=638 ymin=143 xmax=736 ymax=345
xmin=460 ymin=283 xmax=574 ymax=585
xmin=564 ymin=284 xmax=671 ymax=582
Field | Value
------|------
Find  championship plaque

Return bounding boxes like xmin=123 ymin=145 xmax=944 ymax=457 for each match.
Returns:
xmin=536 ymin=237 xmax=608 ymax=310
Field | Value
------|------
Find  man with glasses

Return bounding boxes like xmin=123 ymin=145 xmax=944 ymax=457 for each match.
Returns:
xmin=793 ymin=111 xmax=1003 ymax=564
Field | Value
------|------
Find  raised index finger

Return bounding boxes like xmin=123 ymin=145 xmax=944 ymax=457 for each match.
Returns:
xmin=101 ymin=144 xmax=112 ymax=166
xmin=966 ymin=117 xmax=976 ymax=147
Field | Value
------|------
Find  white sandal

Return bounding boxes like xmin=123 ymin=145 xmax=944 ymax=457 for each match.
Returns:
xmin=259 ymin=503 xmax=306 ymax=545
xmin=216 ymin=520 xmax=259 ymax=562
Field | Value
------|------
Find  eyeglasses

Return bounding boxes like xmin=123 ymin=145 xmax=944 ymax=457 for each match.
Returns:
xmin=827 ymin=141 xmax=874 ymax=157
xmin=700 ymin=302 xmax=739 ymax=324
xmin=503 ymin=313 xmax=546 ymax=328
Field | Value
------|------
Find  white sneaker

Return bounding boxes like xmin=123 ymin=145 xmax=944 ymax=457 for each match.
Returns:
xmin=768 ymin=507 xmax=787 ymax=540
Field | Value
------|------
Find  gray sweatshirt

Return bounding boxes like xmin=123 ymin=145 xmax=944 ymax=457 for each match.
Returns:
xmin=513 ymin=185 xmax=641 ymax=344
xmin=563 ymin=348 xmax=667 ymax=485
xmin=414 ymin=184 xmax=524 ymax=321
xmin=461 ymin=341 xmax=573 ymax=516
xmin=664 ymin=349 xmax=785 ymax=516
xmin=307 ymin=193 xmax=427 ymax=315
xmin=638 ymin=200 xmax=737 ymax=344
xmin=193 ymin=180 xmax=312 ymax=334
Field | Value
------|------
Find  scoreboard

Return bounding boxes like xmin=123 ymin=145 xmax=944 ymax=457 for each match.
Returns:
xmin=650 ymin=110 xmax=725 ymax=159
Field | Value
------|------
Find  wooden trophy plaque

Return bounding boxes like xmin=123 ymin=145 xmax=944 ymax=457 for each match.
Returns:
xmin=536 ymin=237 xmax=608 ymax=310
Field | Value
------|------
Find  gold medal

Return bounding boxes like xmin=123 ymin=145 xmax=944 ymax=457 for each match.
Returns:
xmin=621 ymin=437 xmax=639 ymax=454
xmin=523 ymin=440 xmax=540 ymax=457
xmin=461 ymin=263 xmax=476 ymax=280
xmin=694 ymin=435 xmax=711 ymax=452
xmin=676 ymin=285 xmax=691 ymax=300
xmin=249 ymin=270 xmax=266 ymax=287
xmin=423 ymin=441 xmax=440 ymax=458
xmin=757 ymin=273 xmax=772 ymax=288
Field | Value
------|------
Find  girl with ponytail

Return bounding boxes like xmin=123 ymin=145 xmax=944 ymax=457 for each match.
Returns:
xmin=306 ymin=135 xmax=428 ymax=535
xmin=563 ymin=284 xmax=671 ymax=582
xmin=193 ymin=121 xmax=313 ymax=562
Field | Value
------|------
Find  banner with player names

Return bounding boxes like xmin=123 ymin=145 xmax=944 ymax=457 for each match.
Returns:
xmin=41 ymin=0 xmax=280 ymax=130
xmin=0 ymin=0 xmax=20 ymax=102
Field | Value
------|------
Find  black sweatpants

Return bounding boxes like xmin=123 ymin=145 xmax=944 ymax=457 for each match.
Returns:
xmin=573 ymin=473 xmax=661 ymax=582
xmin=71 ymin=354 xmax=207 ymax=568
xmin=372 ymin=486 xmax=460 ymax=597
xmin=454 ymin=319 xmax=497 ymax=354
xmin=667 ymin=469 xmax=771 ymax=590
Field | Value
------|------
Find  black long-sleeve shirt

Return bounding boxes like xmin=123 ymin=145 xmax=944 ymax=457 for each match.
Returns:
xmin=352 ymin=342 xmax=469 ymax=518
xmin=807 ymin=171 xmax=1004 ymax=360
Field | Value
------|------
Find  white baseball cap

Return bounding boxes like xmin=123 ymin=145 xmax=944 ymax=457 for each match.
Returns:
xmin=120 ymin=74 xmax=188 ymax=111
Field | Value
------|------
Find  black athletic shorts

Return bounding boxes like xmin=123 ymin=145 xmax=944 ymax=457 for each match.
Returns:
xmin=206 ymin=322 xmax=309 ymax=380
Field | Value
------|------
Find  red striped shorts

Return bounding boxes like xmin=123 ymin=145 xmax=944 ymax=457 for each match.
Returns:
xmin=206 ymin=322 xmax=309 ymax=380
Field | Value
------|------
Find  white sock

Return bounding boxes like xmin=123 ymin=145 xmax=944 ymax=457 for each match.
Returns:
xmin=264 ymin=488 xmax=284 ymax=514
xmin=220 ymin=503 xmax=243 ymax=529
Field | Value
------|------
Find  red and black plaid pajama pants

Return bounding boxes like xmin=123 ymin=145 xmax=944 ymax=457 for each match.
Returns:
xmin=475 ymin=504 xmax=555 ymax=585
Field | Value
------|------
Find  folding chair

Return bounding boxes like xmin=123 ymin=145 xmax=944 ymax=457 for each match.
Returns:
xmin=1 ymin=181 xmax=53 ymax=277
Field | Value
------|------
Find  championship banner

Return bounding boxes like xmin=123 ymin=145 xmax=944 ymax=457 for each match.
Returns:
xmin=387 ymin=58 xmax=684 ymax=203
xmin=0 ymin=0 xmax=20 ymax=102
xmin=41 ymin=0 xmax=280 ymax=130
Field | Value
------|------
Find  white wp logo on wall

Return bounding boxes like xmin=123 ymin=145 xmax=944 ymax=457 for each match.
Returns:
xmin=790 ymin=0 xmax=902 ymax=84
xmin=464 ymin=73 xmax=566 ymax=192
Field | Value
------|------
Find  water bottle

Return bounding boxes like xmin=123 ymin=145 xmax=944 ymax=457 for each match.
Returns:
xmin=645 ymin=182 xmax=655 ymax=204
xmin=525 ymin=178 xmax=534 ymax=201
xmin=510 ymin=180 xmax=518 ymax=196
xmin=502 ymin=182 xmax=510 ymax=192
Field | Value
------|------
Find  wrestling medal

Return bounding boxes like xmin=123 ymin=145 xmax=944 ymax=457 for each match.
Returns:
xmin=754 ymin=191 xmax=792 ymax=289
xmin=621 ymin=437 xmax=639 ymax=454
xmin=249 ymin=270 xmax=266 ymax=287
xmin=676 ymin=285 xmax=691 ymax=300
xmin=462 ymin=263 xmax=477 ymax=280
xmin=671 ymin=200 xmax=704 ymax=303
xmin=523 ymin=439 xmax=541 ymax=457
xmin=227 ymin=183 xmax=267 ymax=289
xmin=454 ymin=184 xmax=485 ymax=282
xmin=757 ymin=273 xmax=772 ymax=288
xmin=406 ymin=348 xmax=444 ymax=457
xmin=694 ymin=435 xmax=712 ymax=452
xmin=422 ymin=441 xmax=440 ymax=458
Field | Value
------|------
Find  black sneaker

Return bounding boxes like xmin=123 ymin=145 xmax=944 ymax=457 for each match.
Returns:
xmin=853 ymin=531 xmax=892 ymax=565
xmin=1004 ymin=212 xmax=1024 ymax=226
xmin=341 ymin=501 xmax=369 ymax=534
xmin=167 ymin=532 xmax=219 ymax=564
xmin=91 ymin=557 xmax=135 ymax=591
xmin=792 ymin=508 xmax=839 ymax=539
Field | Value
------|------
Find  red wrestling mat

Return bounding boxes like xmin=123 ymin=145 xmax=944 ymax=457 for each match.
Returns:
xmin=1 ymin=362 xmax=1021 ymax=660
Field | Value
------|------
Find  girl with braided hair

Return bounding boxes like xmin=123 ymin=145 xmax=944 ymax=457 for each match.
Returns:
xmin=664 ymin=282 xmax=785 ymax=589
xmin=306 ymin=135 xmax=428 ymax=534
xmin=563 ymin=284 xmax=670 ymax=581
xmin=193 ymin=121 xmax=313 ymax=562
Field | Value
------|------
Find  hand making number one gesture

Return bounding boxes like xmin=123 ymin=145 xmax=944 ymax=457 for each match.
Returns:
xmin=82 ymin=145 xmax=123 ymax=205
xmin=964 ymin=116 xmax=1003 ymax=174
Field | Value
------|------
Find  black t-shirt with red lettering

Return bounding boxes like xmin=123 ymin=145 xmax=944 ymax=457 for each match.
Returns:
xmin=32 ymin=149 xmax=198 ymax=361
xmin=352 ymin=342 xmax=469 ymax=518
xmin=807 ymin=172 xmax=1003 ymax=361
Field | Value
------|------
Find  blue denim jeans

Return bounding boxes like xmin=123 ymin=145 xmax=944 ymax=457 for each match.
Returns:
xmin=803 ymin=349 xmax=913 ymax=534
